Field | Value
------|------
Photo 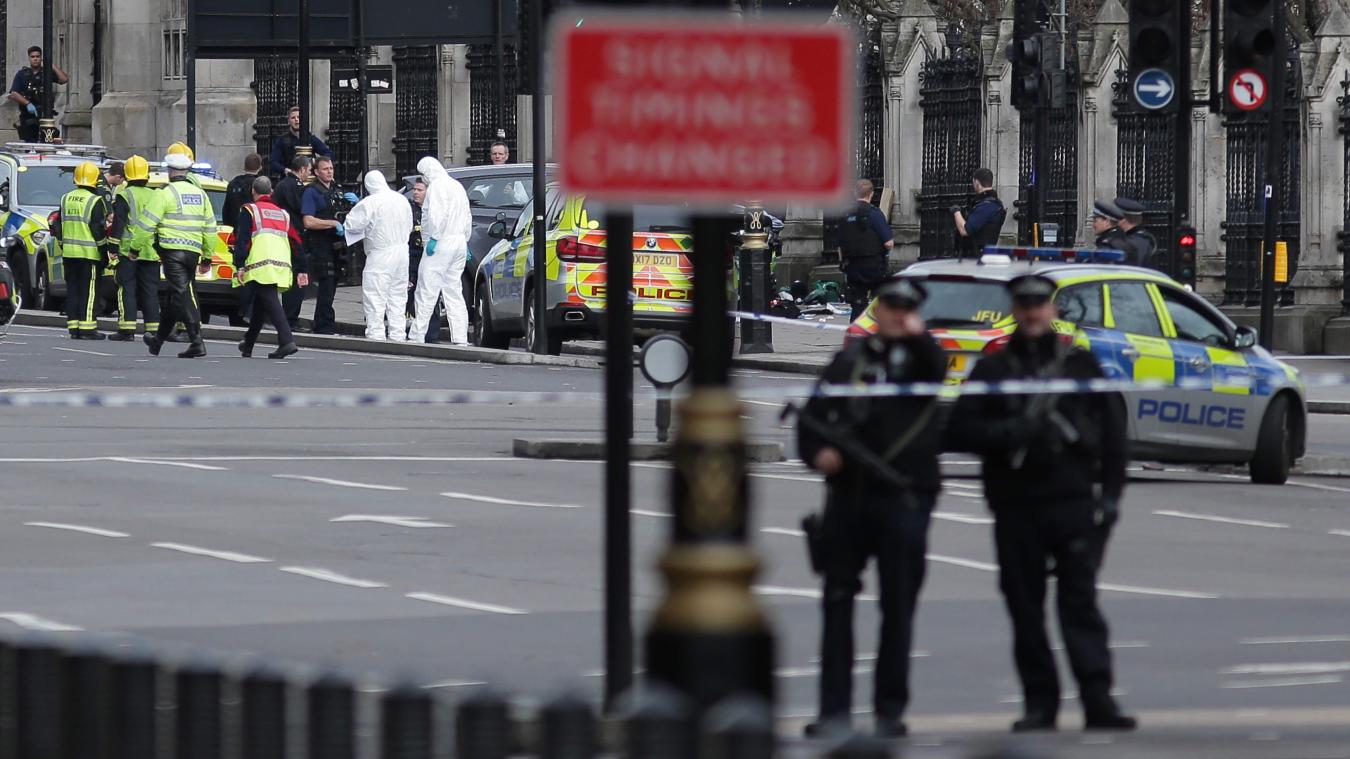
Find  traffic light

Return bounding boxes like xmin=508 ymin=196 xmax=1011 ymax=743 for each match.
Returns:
xmin=1223 ymin=0 xmax=1277 ymax=113
xmin=1006 ymin=0 xmax=1049 ymax=111
xmin=1128 ymin=0 xmax=1182 ymax=112
xmin=1177 ymin=225 xmax=1197 ymax=284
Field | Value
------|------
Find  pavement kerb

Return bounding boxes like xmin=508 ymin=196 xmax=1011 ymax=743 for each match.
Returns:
xmin=1308 ymin=400 xmax=1350 ymax=415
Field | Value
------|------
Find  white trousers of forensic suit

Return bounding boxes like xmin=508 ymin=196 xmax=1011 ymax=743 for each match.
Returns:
xmin=361 ymin=245 xmax=409 ymax=341
xmin=410 ymin=238 xmax=468 ymax=344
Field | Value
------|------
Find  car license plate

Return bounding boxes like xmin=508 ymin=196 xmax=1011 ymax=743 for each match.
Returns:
xmin=947 ymin=354 xmax=968 ymax=374
xmin=633 ymin=252 xmax=680 ymax=268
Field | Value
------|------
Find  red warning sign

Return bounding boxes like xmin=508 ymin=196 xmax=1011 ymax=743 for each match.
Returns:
xmin=1228 ymin=68 xmax=1268 ymax=112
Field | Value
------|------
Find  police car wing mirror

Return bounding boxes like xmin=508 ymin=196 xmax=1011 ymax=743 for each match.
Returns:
xmin=488 ymin=220 xmax=511 ymax=240
xmin=1233 ymin=325 xmax=1258 ymax=350
xmin=494 ymin=211 xmax=508 ymax=222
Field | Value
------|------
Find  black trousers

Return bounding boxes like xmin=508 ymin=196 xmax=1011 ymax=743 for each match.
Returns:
xmin=64 ymin=258 xmax=100 ymax=333
xmin=311 ymin=274 xmax=337 ymax=333
xmin=842 ymin=256 xmax=887 ymax=321
xmin=243 ymin=283 xmax=294 ymax=347
xmin=818 ymin=489 xmax=934 ymax=723
xmin=282 ymin=273 xmax=306 ymax=329
xmin=115 ymin=258 xmax=161 ymax=333
xmin=156 ymin=251 xmax=202 ymax=342
xmin=993 ymin=502 xmax=1114 ymax=717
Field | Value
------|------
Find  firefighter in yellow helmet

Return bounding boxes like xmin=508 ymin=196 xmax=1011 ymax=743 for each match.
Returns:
xmin=106 ymin=155 xmax=162 ymax=341
xmin=167 ymin=141 xmax=194 ymax=161
xmin=51 ymin=161 xmax=111 ymax=339
xmin=130 ymin=150 xmax=216 ymax=358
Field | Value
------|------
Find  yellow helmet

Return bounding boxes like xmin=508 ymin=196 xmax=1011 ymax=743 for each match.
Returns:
xmin=167 ymin=141 xmax=195 ymax=161
xmin=74 ymin=161 xmax=101 ymax=189
xmin=124 ymin=155 xmax=150 ymax=182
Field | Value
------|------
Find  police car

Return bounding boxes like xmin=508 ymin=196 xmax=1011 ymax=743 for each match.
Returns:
xmin=473 ymin=185 xmax=704 ymax=355
xmin=848 ymin=247 xmax=1307 ymax=484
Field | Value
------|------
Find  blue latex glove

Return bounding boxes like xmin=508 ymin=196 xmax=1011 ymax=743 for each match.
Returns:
xmin=335 ymin=222 xmax=345 ymax=237
xmin=24 ymin=103 xmax=37 ymax=116
xmin=425 ymin=238 xmax=437 ymax=256
xmin=343 ymin=192 xmax=359 ymax=203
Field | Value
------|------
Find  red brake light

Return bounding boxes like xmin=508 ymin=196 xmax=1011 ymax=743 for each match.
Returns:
xmin=47 ymin=211 xmax=59 ymax=227
xmin=556 ymin=236 xmax=606 ymax=262
xmin=983 ymin=334 xmax=1012 ymax=354
xmin=0 ymin=283 xmax=8 ymax=299
xmin=1179 ymin=235 xmax=1196 ymax=247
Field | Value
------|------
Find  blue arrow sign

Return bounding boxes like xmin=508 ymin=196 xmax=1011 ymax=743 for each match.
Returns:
xmin=1133 ymin=68 xmax=1175 ymax=110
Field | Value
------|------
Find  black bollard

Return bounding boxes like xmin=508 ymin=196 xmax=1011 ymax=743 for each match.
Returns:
xmin=539 ymin=692 xmax=597 ymax=759
xmin=58 ymin=643 xmax=112 ymax=759
xmin=701 ymin=694 xmax=774 ymax=759
xmin=306 ymin=674 xmax=356 ymax=759
xmin=454 ymin=689 xmax=512 ymax=759
xmin=240 ymin=667 xmax=289 ymax=759
xmin=823 ymin=732 xmax=892 ymax=759
xmin=108 ymin=651 xmax=157 ymax=759
xmin=175 ymin=661 xmax=224 ymax=759
xmin=379 ymin=683 xmax=434 ymax=759
xmin=14 ymin=636 xmax=63 ymax=759
xmin=618 ymin=684 xmax=695 ymax=759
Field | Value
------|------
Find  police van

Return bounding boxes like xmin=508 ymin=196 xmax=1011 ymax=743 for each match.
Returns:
xmin=848 ymin=247 xmax=1307 ymax=484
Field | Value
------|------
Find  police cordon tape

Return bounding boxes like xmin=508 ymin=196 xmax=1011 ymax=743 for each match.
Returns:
xmin=0 ymin=373 xmax=1337 ymax=410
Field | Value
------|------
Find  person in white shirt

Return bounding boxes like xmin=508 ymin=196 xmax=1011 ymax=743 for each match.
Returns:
xmin=410 ymin=156 xmax=472 ymax=345
xmin=343 ymin=170 xmax=413 ymax=341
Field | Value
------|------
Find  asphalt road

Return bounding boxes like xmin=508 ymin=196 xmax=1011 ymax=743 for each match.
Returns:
xmin=2 ymin=325 xmax=1349 ymax=751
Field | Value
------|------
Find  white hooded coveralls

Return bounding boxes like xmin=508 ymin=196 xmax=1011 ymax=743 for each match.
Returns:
xmin=410 ymin=156 xmax=473 ymax=344
xmin=344 ymin=170 xmax=413 ymax=341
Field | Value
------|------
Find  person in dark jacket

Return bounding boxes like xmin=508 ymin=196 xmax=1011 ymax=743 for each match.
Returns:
xmin=268 ymin=106 xmax=332 ymax=179
xmin=1090 ymin=200 xmax=1133 ymax=260
xmin=1113 ymin=197 xmax=1157 ymax=267
xmin=953 ymin=167 xmax=1005 ymax=254
xmin=232 ymin=176 xmax=307 ymax=359
xmin=405 ymin=177 xmax=440 ymax=342
xmin=836 ymin=179 xmax=893 ymax=320
xmin=273 ymin=155 xmax=313 ymax=330
xmin=797 ymin=278 xmax=947 ymax=739
xmin=948 ymin=273 xmax=1136 ymax=734
xmin=223 ymin=153 xmax=264 ymax=234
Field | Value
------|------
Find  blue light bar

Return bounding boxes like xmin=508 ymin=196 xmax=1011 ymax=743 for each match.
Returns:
xmin=981 ymin=246 xmax=1127 ymax=264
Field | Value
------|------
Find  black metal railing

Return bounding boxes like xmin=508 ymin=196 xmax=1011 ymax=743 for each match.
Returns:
xmin=916 ymin=45 xmax=982 ymax=260
xmin=327 ymin=52 xmax=362 ymax=187
xmin=1112 ymin=66 xmax=1179 ymax=276
xmin=393 ymin=46 xmax=439 ymax=181
xmin=1341 ymin=71 xmax=1350 ymax=314
xmin=467 ymin=44 xmax=519 ymax=166
xmin=252 ymin=55 xmax=299 ymax=160
xmin=1220 ymin=50 xmax=1302 ymax=306
xmin=1017 ymin=101 xmax=1079 ymax=248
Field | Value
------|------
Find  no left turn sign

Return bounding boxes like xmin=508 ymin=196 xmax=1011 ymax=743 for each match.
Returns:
xmin=1229 ymin=68 xmax=1268 ymax=111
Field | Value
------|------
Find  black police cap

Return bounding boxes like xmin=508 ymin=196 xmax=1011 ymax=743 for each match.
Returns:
xmin=1113 ymin=197 xmax=1145 ymax=216
xmin=1007 ymin=274 xmax=1056 ymax=304
xmin=1092 ymin=199 xmax=1124 ymax=222
xmin=875 ymin=278 xmax=927 ymax=310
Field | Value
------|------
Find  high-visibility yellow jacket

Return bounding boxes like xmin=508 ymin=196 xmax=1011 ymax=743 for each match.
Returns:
xmin=132 ymin=176 xmax=215 ymax=256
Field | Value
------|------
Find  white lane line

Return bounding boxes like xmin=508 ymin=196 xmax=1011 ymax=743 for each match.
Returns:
xmin=151 ymin=542 xmax=271 ymax=564
xmin=1153 ymin=510 xmax=1289 ymax=529
xmin=330 ymin=515 xmax=451 ymax=528
xmin=753 ymin=585 xmax=879 ymax=603
xmin=1330 ymin=529 xmax=1350 ymax=538
xmin=274 ymin=474 xmax=407 ymax=491
xmin=109 ymin=457 xmax=229 ymax=471
xmin=422 ymin=679 xmax=488 ymax=689
xmin=944 ymin=481 xmax=982 ymax=490
xmin=630 ymin=509 xmax=670 ymax=519
xmin=1221 ymin=676 xmax=1344 ymax=690
xmin=941 ymin=491 xmax=983 ymax=500
xmin=1240 ymin=635 xmax=1350 ymax=645
xmin=279 ymin=567 xmax=388 ymax=589
xmin=744 ymin=400 xmax=785 ymax=409
xmin=933 ymin=512 xmax=993 ymax=525
xmin=440 ymin=492 xmax=584 ymax=510
xmin=52 ymin=346 xmax=115 ymax=357
xmin=761 ymin=526 xmax=805 ymax=538
xmin=404 ymin=592 xmax=527 ymax=615
xmin=1223 ymin=662 xmax=1350 ymax=676
xmin=1095 ymin=582 xmax=1219 ymax=600
xmin=928 ymin=554 xmax=999 ymax=572
xmin=24 ymin=522 xmax=129 ymax=538
xmin=0 ymin=612 xmax=83 ymax=632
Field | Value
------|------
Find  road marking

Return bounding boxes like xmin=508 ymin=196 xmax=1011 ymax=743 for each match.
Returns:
xmin=440 ymin=492 xmax=584 ymax=509
xmin=761 ymin=526 xmax=805 ymax=538
xmin=0 ymin=613 xmax=83 ymax=632
xmin=151 ymin=542 xmax=271 ymax=563
xmin=1095 ymin=582 xmax=1218 ymax=599
xmin=330 ymin=515 xmax=451 ymax=528
xmin=422 ymin=679 xmax=488 ymax=689
xmin=1223 ymin=662 xmax=1350 ymax=676
xmin=24 ymin=522 xmax=128 ymax=538
xmin=279 ymin=567 xmax=388 ymax=589
xmin=928 ymin=553 xmax=999 ymax=572
xmin=109 ymin=457 xmax=229 ymax=471
xmin=1222 ymin=676 xmax=1344 ymax=689
xmin=1240 ymin=635 xmax=1350 ymax=645
xmin=1153 ymin=510 xmax=1289 ymax=529
xmin=274 ymin=474 xmax=408 ymax=492
xmin=743 ymin=399 xmax=784 ymax=409
xmin=753 ymin=585 xmax=879 ymax=603
xmin=630 ymin=509 xmax=670 ymax=519
xmin=52 ymin=346 xmax=115 ymax=357
xmin=933 ymin=512 xmax=993 ymax=525
xmin=404 ymin=592 xmax=527 ymax=615
xmin=1330 ymin=529 xmax=1350 ymax=538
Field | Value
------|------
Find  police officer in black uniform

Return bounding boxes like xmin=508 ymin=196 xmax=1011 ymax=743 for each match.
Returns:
xmin=274 ymin=155 xmax=312 ymax=330
xmin=948 ymin=273 xmax=1136 ymax=734
xmin=837 ymin=179 xmax=894 ymax=320
xmin=8 ymin=46 xmax=67 ymax=142
xmin=952 ymin=168 xmax=1006 ymax=255
xmin=1113 ymin=197 xmax=1157 ymax=267
xmin=405 ymin=177 xmax=441 ymax=342
xmin=1090 ymin=199 xmax=1132 ymax=259
xmin=300 ymin=156 xmax=346 ymax=334
xmin=796 ymin=278 xmax=946 ymax=739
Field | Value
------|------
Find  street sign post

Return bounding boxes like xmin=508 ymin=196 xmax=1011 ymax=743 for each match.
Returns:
xmin=1229 ymin=68 xmax=1268 ymax=112
xmin=1133 ymin=67 xmax=1176 ymax=110
xmin=553 ymin=13 xmax=856 ymax=207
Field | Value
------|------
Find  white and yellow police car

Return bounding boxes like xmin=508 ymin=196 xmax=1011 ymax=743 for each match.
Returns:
xmin=848 ymin=247 xmax=1307 ymax=484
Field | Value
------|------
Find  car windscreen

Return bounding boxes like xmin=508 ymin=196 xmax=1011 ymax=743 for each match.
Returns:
xmin=586 ymin=204 xmax=693 ymax=233
xmin=206 ymin=189 xmax=226 ymax=224
xmin=17 ymin=165 xmax=78 ymax=206
xmin=915 ymin=277 xmax=1012 ymax=328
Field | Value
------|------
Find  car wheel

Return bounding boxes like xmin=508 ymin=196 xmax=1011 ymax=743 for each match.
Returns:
xmin=473 ymin=283 xmax=510 ymax=350
xmin=32 ymin=257 xmax=56 ymax=311
xmin=524 ymin=290 xmax=563 ymax=356
xmin=1250 ymin=394 xmax=1293 ymax=485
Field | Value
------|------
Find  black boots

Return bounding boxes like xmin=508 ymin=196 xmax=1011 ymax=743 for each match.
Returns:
xmin=178 ymin=341 xmax=207 ymax=359
xmin=1012 ymin=710 xmax=1057 ymax=733
xmin=144 ymin=334 xmax=163 ymax=356
xmin=267 ymin=343 xmax=298 ymax=360
xmin=107 ymin=331 xmax=135 ymax=342
xmin=238 ymin=340 xmax=253 ymax=358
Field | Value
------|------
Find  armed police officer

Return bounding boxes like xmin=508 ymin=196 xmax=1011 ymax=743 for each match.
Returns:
xmin=796 ymin=278 xmax=946 ymax=739
xmin=8 ymin=46 xmax=67 ymax=142
xmin=300 ymin=156 xmax=353 ymax=334
xmin=1113 ymin=197 xmax=1156 ymax=267
xmin=952 ymin=168 xmax=1006 ymax=255
xmin=948 ymin=274 xmax=1136 ymax=734
xmin=269 ymin=106 xmax=333 ymax=179
xmin=837 ymin=179 xmax=893 ymax=320
xmin=52 ymin=162 xmax=111 ymax=339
